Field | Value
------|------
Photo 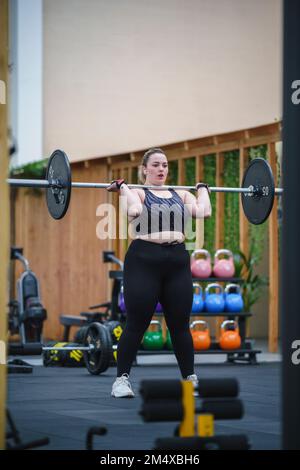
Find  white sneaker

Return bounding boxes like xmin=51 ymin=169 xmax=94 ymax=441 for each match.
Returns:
xmin=111 ymin=373 xmax=135 ymax=398
xmin=186 ymin=374 xmax=199 ymax=396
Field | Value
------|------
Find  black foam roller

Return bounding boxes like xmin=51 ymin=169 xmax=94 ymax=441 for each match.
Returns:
xmin=140 ymin=380 xmax=182 ymax=400
xmin=8 ymin=343 xmax=43 ymax=355
xmin=197 ymin=378 xmax=239 ymax=398
xmin=140 ymin=401 xmax=184 ymax=422
xmin=199 ymin=398 xmax=244 ymax=420
xmin=154 ymin=434 xmax=250 ymax=450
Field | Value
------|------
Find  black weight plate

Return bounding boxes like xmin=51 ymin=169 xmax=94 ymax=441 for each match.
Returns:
xmin=73 ymin=326 xmax=89 ymax=343
xmin=104 ymin=321 xmax=123 ymax=344
xmin=104 ymin=320 xmax=123 ymax=365
xmin=241 ymin=158 xmax=275 ymax=225
xmin=46 ymin=150 xmax=72 ymax=220
xmin=84 ymin=322 xmax=112 ymax=375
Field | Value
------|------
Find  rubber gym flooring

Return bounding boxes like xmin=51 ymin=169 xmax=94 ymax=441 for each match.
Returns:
xmin=7 ymin=361 xmax=280 ymax=450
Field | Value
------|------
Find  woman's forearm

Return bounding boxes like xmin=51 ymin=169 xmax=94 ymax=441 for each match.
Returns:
xmin=119 ymin=185 xmax=143 ymax=217
xmin=196 ymin=188 xmax=212 ymax=218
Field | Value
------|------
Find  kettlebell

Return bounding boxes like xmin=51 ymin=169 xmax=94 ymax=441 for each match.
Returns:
xmin=192 ymin=283 xmax=204 ymax=313
xmin=204 ymin=283 xmax=225 ymax=313
xmin=190 ymin=249 xmax=212 ymax=279
xmin=213 ymin=249 xmax=235 ymax=278
xmin=142 ymin=320 xmax=164 ymax=350
xmin=190 ymin=320 xmax=211 ymax=350
xmin=219 ymin=320 xmax=241 ymax=350
xmin=118 ymin=285 xmax=126 ymax=312
xmin=224 ymin=284 xmax=244 ymax=312
xmin=165 ymin=329 xmax=173 ymax=350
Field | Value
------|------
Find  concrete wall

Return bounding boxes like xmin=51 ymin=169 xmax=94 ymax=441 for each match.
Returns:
xmin=43 ymin=0 xmax=282 ymax=161
xmin=9 ymin=0 xmax=43 ymax=167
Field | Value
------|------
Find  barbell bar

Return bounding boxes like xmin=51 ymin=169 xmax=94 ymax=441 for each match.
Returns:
xmin=42 ymin=345 xmax=94 ymax=351
xmin=42 ymin=343 xmax=117 ymax=351
xmin=7 ymin=149 xmax=284 ymax=224
xmin=7 ymin=177 xmax=283 ymax=194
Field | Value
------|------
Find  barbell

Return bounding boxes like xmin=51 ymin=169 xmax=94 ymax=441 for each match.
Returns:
xmin=7 ymin=149 xmax=283 ymax=225
xmin=43 ymin=322 xmax=116 ymax=375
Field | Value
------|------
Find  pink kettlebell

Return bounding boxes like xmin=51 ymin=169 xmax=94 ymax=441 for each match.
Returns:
xmin=213 ymin=249 xmax=235 ymax=278
xmin=190 ymin=249 xmax=212 ymax=279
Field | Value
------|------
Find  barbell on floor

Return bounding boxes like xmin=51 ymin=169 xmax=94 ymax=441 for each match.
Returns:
xmin=42 ymin=322 xmax=115 ymax=375
xmin=42 ymin=345 xmax=97 ymax=351
xmin=7 ymin=149 xmax=283 ymax=225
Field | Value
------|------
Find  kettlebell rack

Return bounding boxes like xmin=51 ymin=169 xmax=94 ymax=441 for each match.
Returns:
xmin=109 ymin=271 xmax=261 ymax=365
xmin=190 ymin=277 xmax=261 ymax=364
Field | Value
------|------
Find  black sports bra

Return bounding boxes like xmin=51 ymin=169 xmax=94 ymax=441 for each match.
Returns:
xmin=131 ymin=188 xmax=187 ymax=235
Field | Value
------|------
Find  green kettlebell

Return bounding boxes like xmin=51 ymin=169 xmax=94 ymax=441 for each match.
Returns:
xmin=165 ymin=329 xmax=173 ymax=350
xmin=143 ymin=320 xmax=164 ymax=350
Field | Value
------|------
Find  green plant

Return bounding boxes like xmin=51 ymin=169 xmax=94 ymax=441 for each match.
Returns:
xmin=203 ymin=155 xmax=216 ymax=253
xmin=233 ymin=249 xmax=269 ymax=312
xmin=10 ymin=159 xmax=48 ymax=179
xmin=10 ymin=159 xmax=48 ymax=197
xmin=223 ymin=150 xmax=240 ymax=253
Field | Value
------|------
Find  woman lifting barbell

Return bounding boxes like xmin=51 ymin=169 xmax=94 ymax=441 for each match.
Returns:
xmin=107 ymin=148 xmax=212 ymax=397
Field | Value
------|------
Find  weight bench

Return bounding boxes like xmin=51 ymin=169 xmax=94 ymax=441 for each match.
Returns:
xmin=60 ymin=302 xmax=111 ymax=341
xmin=60 ymin=315 xmax=87 ymax=342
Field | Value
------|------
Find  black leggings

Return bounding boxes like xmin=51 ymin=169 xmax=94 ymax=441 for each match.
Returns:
xmin=117 ymin=239 xmax=194 ymax=378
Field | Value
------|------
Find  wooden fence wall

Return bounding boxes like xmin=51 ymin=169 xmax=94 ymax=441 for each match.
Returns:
xmin=12 ymin=160 xmax=110 ymax=340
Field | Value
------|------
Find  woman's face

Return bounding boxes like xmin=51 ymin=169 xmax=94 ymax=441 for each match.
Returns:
xmin=143 ymin=153 xmax=168 ymax=186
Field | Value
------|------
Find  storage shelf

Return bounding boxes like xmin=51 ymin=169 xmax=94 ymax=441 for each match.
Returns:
xmin=192 ymin=277 xmax=244 ymax=283
xmin=153 ymin=311 xmax=253 ymax=317
xmin=109 ymin=270 xmax=244 ymax=284
xmin=138 ymin=348 xmax=261 ymax=356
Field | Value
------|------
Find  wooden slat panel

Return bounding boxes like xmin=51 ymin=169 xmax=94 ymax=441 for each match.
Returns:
xmin=13 ymin=161 xmax=110 ymax=340
xmin=239 ymin=147 xmax=249 ymax=258
xmin=214 ymin=153 xmax=225 ymax=340
xmin=195 ymin=155 xmax=204 ymax=182
xmin=0 ymin=0 xmax=9 ymax=448
xmin=215 ymin=153 xmax=224 ymax=249
xmin=195 ymin=156 xmax=204 ymax=248
xmin=239 ymin=147 xmax=250 ymax=338
xmin=110 ymin=129 xmax=281 ymax=170
xmin=268 ymin=142 xmax=279 ymax=352
xmin=118 ymin=168 xmax=127 ymax=262
xmin=178 ymin=158 xmax=185 ymax=185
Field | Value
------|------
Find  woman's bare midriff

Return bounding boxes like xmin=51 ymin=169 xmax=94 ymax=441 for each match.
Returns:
xmin=134 ymin=232 xmax=185 ymax=244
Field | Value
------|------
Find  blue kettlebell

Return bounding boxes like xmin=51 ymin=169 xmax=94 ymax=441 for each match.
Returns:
xmin=224 ymin=284 xmax=244 ymax=312
xmin=192 ymin=283 xmax=204 ymax=313
xmin=205 ymin=283 xmax=225 ymax=313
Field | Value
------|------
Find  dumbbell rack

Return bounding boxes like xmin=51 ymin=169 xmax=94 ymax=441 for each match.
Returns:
xmin=109 ymin=271 xmax=261 ymax=365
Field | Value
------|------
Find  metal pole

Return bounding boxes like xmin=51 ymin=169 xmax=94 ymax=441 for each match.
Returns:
xmin=42 ymin=344 xmax=117 ymax=351
xmin=7 ymin=179 xmax=50 ymax=188
xmin=281 ymin=0 xmax=300 ymax=450
xmin=42 ymin=345 xmax=93 ymax=351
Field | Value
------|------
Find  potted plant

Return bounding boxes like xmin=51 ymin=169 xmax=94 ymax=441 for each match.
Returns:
xmin=233 ymin=249 xmax=269 ymax=312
